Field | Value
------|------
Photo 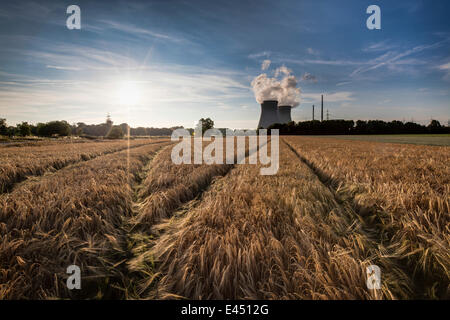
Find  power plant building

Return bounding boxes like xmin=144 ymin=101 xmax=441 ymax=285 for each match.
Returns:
xmin=278 ymin=105 xmax=292 ymax=123
xmin=257 ymin=100 xmax=294 ymax=128
xmin=257 ymin=100 xmax=280 ymax=128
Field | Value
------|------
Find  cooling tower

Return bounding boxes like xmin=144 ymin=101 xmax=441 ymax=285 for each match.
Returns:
xmin=278 ymin=105 xmax=292 ymax=123
xmin=257 ymin=100 xmax=280 ymax=128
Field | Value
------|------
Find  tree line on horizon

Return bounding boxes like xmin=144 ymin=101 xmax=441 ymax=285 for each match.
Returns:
xmin=0 ymin=117 xmax=183 ymax=139
xmin=1 ymin=117 xmax=449 ymax=139
xmin=268 ymin=119 xmax=450 ymax=135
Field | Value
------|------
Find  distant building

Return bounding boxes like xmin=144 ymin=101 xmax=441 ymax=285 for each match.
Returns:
xmin=217 ymin=128 xmax=228 ymax=136
xmin=258 ymin=100 xmax=280 ymax=128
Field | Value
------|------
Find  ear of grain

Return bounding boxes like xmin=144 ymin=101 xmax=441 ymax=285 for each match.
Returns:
xmin=135 ymin=140 xmax=412 ymax=299
xmin=0 ymin=140 xmax=170 ymax=299
xmin=284 ymin=136 xmax=449 ymax=298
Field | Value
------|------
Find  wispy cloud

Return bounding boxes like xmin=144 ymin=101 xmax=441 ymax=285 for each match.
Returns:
xmin=46 ymin=65 xmax=81 ymax=71
xmin=306 ymin=48 xmax=319 ymax=56
xmin=363 ymin=40 xmax=397 ymax=52
xmin=437 ymin=62 xmax=450 ymax=80
xmin=302 ymin=91 xmax=355 ymax=103
xmin=350 ymin=39 xmax=449 ymax=77
xmin=0 ymin=1 xmax=56 ymax=22
xmin=284 ymin=58 xmax=364 ymax=66
xmin=3 ymin=42 xmax=141 ymax=71
xmin=0 ymin=64 xmax=251 ymax=126
xmin=271 ymin=38 xmax=447 ymax=84
xmin=248 ymin=51 xmax=271 ymax=59
xmin=336 ymin=81 xmax=352 ymax=87
xmin=98 ymin=20 xmax=183 ymax=42
xmin=438 ymin=62 xmax=450 ymax=70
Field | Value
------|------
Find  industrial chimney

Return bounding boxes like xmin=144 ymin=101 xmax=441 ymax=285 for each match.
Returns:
xmin=278 ymin=105 xmax=292 ymax=124
xmin=321 ymin=95 xmax=323 ymax=122
xmin=258 ymin=100 xmax=280 ymax=128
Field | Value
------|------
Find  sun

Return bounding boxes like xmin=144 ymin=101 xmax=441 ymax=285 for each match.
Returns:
xmin=118 ymin=81 xmax=141 ymax=105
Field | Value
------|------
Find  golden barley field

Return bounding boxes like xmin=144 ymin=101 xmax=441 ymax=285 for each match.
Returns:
xmin=0 ymin=136 xmax=448 ymax=300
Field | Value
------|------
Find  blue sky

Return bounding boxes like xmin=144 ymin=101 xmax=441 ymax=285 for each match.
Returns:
xmin=0 ymin=0 xmax=449 ymax=128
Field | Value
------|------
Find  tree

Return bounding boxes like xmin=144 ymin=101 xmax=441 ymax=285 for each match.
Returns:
xmin=75 ymin=126 xmax=83 ymax=135
xmin=106 ymin=126 xmax=124 ymax=139
xmin=0 ymin=118 xmax=7 ymax=136
xmin=7 ymin=126 xmax=16 ymax=137
xmin=130 ymin=127 xmax=147 ymax=136
xmin=37 ymin=121 xmax=71 ymax=136
xmin=30 ymin=124 xmax=38 ymax=136
xmin=119 ymin=123 xmax=130 ymax=136
xmin=196 ymin=117 xmax=214 ymax=135
xmin=428 ymin=119 xmax=443 ymax=134
xmin=16 ymin=122 xmax=31 ymax=136
xmin=429 ymin=119 xmax=441 ymax=128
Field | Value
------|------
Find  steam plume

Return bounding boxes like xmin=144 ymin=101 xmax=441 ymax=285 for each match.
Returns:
xmin=261 ymin=59 xmax=271 ymax=70
xmin=251 ymin=65 xmax=301 ymax=107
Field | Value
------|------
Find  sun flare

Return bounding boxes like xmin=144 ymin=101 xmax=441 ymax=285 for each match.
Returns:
xmin=118 ymin=81 xmax=141 ymax=106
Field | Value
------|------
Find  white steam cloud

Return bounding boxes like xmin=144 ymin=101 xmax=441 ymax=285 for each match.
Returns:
xmin=261 ymin=59 xmax=271 ymax=70
xmin=274 ymin=65 xmax=292 ymax=77
xmin=251 ymin=65 xmax=301 ymax=107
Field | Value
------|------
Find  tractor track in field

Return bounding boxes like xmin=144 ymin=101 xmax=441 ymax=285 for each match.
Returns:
xmin=84 ymin=142 xmax=173 ymax=299
xmin=125 ymin=164 xmax=235 ymax=299
xmin=1 ymin=139 xmax=170 ymax=195
xmin=101 ymin=142 xmax=235 ymax=298
xmin=0 ymin=140 xmax=172 ymax=300
xmin=282 ymin=138 xmax=425 ymax=299
xmin=124 ymin=139 xmax=269 ymax=299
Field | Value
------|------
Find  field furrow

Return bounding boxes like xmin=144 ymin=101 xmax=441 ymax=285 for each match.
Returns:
xmin=0 ymin=139 xmax=169 ymax=193
xmin=134 ymin=142 xmax=412 ymax=299
xmin=283 ymin=136 xmax=450 ymax=299
xmin=0 ymin=141 xmax=171 ymax=299
xmin=130 ymin=147 xmax=234 ymax=230
xmin=1 ymin=135 xmax=447 ymax=300
xmin=126 ymin=142 xmax=238 ymax=297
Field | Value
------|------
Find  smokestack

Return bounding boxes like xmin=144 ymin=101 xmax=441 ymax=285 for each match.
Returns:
xmin=312 ymin=105 xmax=315 ymax=121
xmin=278 ymin=105 xmax=292 ymax=124
xmin=321 ymin=95 xmax=323 ymax=122
xmin=258 ymin=100 xmax=280 ymax=128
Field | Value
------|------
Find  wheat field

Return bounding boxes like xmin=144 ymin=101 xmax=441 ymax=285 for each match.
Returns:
xmin=0 ymin=136 xmax=448 ymax=299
